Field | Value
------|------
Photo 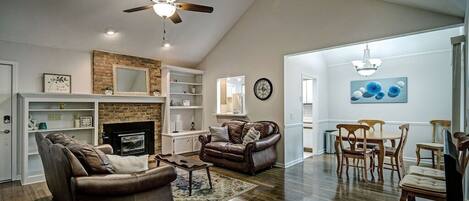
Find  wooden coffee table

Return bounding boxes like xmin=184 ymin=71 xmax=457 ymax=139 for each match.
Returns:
xmin=155 ymin=154 xmax=213 ymax=196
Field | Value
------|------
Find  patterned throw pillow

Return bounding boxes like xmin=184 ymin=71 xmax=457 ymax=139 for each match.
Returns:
xmin=242 ymin=127 xmax=260 ymax=145
xmin=209 ymin=126 xmax=229 ymax=142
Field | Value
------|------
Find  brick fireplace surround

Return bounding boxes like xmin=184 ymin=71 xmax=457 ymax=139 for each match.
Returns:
xmin=93 ymin=50 xmax=163 ymax=153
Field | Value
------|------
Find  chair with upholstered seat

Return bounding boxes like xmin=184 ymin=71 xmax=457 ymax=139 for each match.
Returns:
xmin=337 ymin=124 xmax=375 ymax=182
xmin=415 ymin=120 xmax=450 ymax=169
xmin=399 ymin=130 xmax=469 ymax=201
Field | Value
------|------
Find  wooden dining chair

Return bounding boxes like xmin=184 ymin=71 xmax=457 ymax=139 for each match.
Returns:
xmin=415 ymin=120 xmax=450 ymax=169
xmin=356 ymin=119 xmax=385 ymax=166
xmin=358 ymin=119 xmax=385 ymax=134
xmin=399 ymin=131 xmax=469 ymax=201
xmin=454 ymin=132 xmax=469 ymax=175
xmin=375 ymin=124 xmax=409 ymax=181
xmin=336 ymin=124 xmax=375 ymax=182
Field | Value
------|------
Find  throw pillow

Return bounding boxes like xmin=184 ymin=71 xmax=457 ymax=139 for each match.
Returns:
xmin=67 ymin=143 xmax=115 ymax=174
xmin=242 ymin=127 xmax=260 ymax=145
xmin=106 ymin=154 xmax=149 ymax=174
xmin=46 ymin=132 xmax=79 ymax=146
xmin=64 ymin=148 xmax=88 ymax=177
xmin=209 ymin=126 xmax=229 ymax=142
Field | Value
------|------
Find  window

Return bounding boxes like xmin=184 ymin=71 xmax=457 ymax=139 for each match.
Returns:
xmin=217 ymin=76 xmax=246 ymax=115
xmin=303 ymin=79 xmax=313 ymax=104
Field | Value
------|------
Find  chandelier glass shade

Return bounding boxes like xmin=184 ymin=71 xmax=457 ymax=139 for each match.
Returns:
xmin=352 ymin=45 xmax=382 ymax=77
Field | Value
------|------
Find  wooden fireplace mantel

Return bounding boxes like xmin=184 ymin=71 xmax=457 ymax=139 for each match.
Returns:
xmin=18 ymin=93 xmax=165 ymax=104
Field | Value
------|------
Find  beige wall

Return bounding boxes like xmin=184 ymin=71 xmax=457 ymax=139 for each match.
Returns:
xmin=198 ymin=0 xmax=462 ymax=165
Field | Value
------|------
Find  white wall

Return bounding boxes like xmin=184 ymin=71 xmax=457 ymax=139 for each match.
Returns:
xmin=284 ymin=53 xmax=328 ymax=165
xmin=198 ymin=0 xmax=462 ymax=165
xmin=0 ymin=40 xmax=92 ymax=94
xmin=327 ymin=50 xmax=452 ymax=160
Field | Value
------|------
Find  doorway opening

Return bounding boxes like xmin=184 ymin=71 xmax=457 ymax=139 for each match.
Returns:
xmin=283 ymin=25 xmax=463 ymax=168
xmin=302 ymin=76 xmax=318 ymax=159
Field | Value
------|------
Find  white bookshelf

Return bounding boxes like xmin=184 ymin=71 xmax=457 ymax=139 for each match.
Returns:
xmin=18 ymin=94 xmax=99 ymax=185
xmin=161 ymin=65 xmax=209 ymax=154
xmin=18 ymin=93 xmax=166 ymax=185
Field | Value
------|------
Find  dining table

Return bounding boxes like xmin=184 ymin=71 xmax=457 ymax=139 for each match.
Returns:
xmin=332 ymin=130 xmax=402 ymax=181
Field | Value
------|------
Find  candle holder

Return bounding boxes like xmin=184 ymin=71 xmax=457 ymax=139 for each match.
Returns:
xmin=190 ymin=122 xmax=196 ymax=131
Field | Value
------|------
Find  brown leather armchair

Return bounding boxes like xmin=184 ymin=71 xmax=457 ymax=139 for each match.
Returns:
xmin=199 ymin=120 xmax=281 ymax=175
xmin=36 ymin=133 xmax=177 ymax=201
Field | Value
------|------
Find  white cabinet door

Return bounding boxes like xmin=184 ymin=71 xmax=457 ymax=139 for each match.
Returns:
xmin=174 ymin=136 xmax=193 ymax=154
xmin=192 ymin=136 xmax=201 ymax=152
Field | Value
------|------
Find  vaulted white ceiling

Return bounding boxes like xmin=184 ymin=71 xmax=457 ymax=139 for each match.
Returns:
xmin=381 ymin=0 xmax=466 ymax=17
xmin=0 ymin=0 xmax=464 ymax=67
xmin=0 ymin=0 xmax=254 ymax=67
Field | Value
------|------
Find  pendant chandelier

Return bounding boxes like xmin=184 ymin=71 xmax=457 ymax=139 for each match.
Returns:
xmin=352 ymin=44 xmax=382 ymax=77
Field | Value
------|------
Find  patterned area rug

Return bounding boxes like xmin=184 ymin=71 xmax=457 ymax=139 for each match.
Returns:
xmin=172 ymin=169 xmax=257 ymax=201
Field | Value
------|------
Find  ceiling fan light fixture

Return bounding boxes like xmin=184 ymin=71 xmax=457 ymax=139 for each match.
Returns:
xmin=153 ymin=2 xmax=176 ymax=18
xmin=105 ymin=29 xmax=117 ymax=36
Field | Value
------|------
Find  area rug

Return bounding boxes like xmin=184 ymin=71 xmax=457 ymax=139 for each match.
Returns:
xmin=172 ymin=170 xmax=257 ymax=201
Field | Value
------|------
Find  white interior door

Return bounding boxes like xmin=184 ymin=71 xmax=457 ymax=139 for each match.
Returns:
xmin=0 ymin=64 xmax=12 ymax=182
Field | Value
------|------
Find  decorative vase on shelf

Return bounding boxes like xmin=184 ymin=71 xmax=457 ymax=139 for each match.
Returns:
xmin=153 ymin=90 xmax=161 ymax=96
xmin=28 ymin=115 xmax=37 ymax=130
xmin=74 ymin=119 xmax=80 ymax=128
xmin=104 ymin=87 xmax=113 ymax=96
xmin=38 ymin=122 xmax=48 ymax=130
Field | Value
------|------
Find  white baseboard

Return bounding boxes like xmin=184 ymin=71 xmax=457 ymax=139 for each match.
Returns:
xmin=274 ymin=162 xmax=285 ymax=168
xmin=314 ymin=149 xmax=325 ymax=156
xmin=284 ymin=158 xmax=303 ymax=168
xmin=275 ymin=158 xmax=304 ymax=168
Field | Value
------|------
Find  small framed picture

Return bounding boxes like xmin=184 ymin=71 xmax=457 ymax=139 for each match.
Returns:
xmin=79 ymin=116 xmax=93 ymax=128
xmin=43 ymin=73 xmax=71 ymax=93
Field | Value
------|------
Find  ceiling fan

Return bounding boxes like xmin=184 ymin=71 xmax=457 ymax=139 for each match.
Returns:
xmin=123 ymin=0 xmax=214 ymax=24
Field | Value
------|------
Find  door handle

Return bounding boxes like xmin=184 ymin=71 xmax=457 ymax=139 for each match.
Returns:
xmin=3 ymin=129 xmax=10 ymax=134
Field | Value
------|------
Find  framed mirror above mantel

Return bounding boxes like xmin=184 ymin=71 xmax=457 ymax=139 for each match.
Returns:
xmin=113 ymin=65 xmax=150 ymax=96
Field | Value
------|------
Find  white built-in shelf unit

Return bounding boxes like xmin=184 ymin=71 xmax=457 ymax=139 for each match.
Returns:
xmin=161 ymin=65 xmax=209 ymax=154
xmin=18 ymin=93 xmax=165 ymax=185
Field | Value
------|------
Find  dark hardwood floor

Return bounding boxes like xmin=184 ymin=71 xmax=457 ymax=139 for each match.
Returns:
xmin=0 ymin=154 xmax=414 ymax=201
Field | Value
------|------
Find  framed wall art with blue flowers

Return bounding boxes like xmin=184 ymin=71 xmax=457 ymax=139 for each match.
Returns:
xmin=350 ymin=77 xmax=407 ymax=104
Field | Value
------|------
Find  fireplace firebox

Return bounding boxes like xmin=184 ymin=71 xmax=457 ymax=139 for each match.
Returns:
xmin=103 ymin=121 xmax=154 ymax=156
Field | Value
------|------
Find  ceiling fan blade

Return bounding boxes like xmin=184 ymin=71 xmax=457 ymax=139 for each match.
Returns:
xmin=176 ymin=2 xmax=214 ymax=13
xmin=169 ymin=12 xmax=182 ymax=24
xmin=123 ymin=5 xmax=153 ymax=13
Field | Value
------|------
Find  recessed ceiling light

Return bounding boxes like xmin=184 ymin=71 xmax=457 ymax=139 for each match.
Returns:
xmin=105 ymin=29 xmax=117 ymax=36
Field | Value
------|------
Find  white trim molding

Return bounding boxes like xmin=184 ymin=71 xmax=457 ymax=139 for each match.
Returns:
xmin=284 ymin=123 xmax=303 ymax=128
xmin=327 ymin=119 xmax=430 ymax=126
xmin=327 ymin=49 xmax=452 ymax=68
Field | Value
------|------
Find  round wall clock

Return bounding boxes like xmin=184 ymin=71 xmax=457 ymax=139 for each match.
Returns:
xmin=254 ymin=78 xmax=273 ymax=100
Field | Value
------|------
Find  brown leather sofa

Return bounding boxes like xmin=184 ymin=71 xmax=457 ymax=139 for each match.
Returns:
xmin=36 ymin=133 xmax=177 ymax=201
xmin=199 ymin=120 xmax=281 ymax=175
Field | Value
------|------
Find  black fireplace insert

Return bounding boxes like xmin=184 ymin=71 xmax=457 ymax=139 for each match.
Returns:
xmin=103 ymin=121 xmax=155 ymax=156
